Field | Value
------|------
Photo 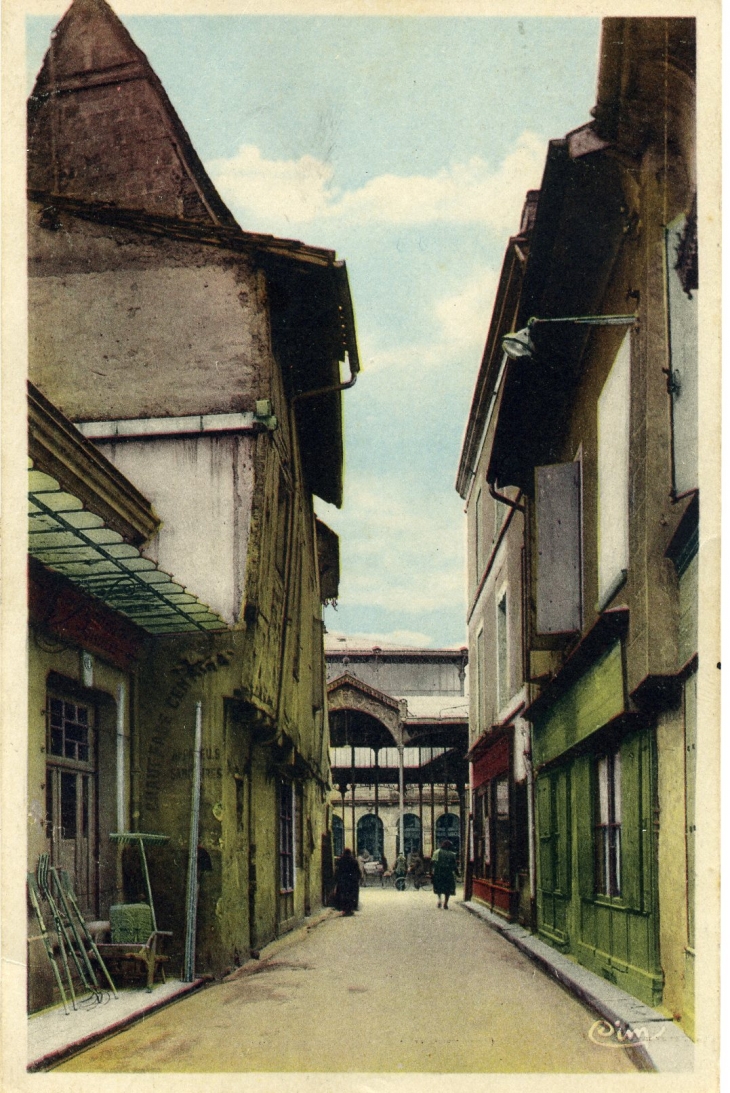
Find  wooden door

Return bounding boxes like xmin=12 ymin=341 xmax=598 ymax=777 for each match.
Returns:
xmin=45 ymin=695 xmax=97 ymax=916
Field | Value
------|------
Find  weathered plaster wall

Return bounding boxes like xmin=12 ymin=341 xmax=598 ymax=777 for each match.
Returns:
xmin=98 ymin=434 xmax=256 ymax=626
xmin=467 ymin=425 xmax=525 ymax=735
xmin=28 ymin=210 xmax=272 ymax=421
xmin=326 ymin=657 xmax=465 ymax=697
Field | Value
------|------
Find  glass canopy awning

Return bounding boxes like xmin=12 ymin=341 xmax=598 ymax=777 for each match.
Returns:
xmin=28 ymin=461 xmax=227 ymax=634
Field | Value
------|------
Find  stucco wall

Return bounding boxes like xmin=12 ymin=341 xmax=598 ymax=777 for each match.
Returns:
xmin=28 ymin=210 xmax=273 ymax=422
xmin=325 ymin=657 xmax=465 ymax=697
xmin=98 ymin=434 xmax=256 ymax=626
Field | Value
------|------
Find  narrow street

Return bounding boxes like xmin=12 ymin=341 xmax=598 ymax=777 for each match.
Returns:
xmin=58 ymin=888 xmax=637 ymax=1074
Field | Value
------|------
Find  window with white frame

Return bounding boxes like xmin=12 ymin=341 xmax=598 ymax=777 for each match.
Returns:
xmin=597 ymin=334 xmax=631 ymax=605
xmin=595 ymin=748 xmax=622 ymax=897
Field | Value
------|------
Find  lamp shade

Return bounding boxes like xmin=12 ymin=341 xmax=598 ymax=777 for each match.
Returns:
xmin=502 ymin=326 xmax=536 ymax=359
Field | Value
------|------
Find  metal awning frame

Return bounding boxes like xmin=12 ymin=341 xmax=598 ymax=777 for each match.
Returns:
xmin=29 ymin=463 xmax=228 ymax=634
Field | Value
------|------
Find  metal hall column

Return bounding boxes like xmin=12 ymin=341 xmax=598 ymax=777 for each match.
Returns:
xmin=350 ymin=743 xmax=357 ymax=852
xmin=397 ymin=743 xmax=405 ymax=857
xmin=374 ymin=747 xmax=380 ymax=858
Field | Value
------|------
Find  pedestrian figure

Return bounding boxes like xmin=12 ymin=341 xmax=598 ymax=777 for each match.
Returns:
xmin=334 ymin=848 xmax=361 ymax=915
xmin=409 ymin=849 xmax=426 ymax=890
xmin=393 ymin=852 xmax=407 ymax=891
xmin=431 ymin=839 xmax=458 ymax=908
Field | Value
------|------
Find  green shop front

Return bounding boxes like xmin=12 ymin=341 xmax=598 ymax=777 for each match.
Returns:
xmin=529 ymin=612 xmax=662 ymax=1007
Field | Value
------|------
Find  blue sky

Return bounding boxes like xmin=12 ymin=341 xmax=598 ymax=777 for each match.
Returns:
xmin=27 ymin=13 xmax=601 ymax=648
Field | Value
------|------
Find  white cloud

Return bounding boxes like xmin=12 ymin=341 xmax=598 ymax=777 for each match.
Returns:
xmin=207 ymin=130 xmax=545 ymax=234
xmin=435 ymin=267 xmax=500 ymax=351
xmin=317 ymin=475 xmax=467 ymax=614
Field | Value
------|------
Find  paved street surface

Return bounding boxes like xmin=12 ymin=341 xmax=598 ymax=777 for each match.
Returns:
xmin=58 ymin=888 xmax=637 ymax=1073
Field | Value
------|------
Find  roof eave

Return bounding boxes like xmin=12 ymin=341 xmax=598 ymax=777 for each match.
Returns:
xmin=28 ymin=380 xmax=159 ymax=545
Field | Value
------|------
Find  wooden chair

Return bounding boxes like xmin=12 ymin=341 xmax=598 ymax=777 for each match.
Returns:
xmin=92 ymin=903 xmax=171 ymax=991
xmin=91 ymin=833 xmax=172 ymax=992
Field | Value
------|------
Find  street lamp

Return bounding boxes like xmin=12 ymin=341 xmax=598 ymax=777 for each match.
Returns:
xmin=502 ymin=314 xmax=637 ymax=360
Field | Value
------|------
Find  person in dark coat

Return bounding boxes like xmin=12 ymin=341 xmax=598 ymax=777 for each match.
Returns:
xmin=431 ymin=839 xmax=458 ymax=909
xmin=334 ymin=848 xmax=361 ymax=915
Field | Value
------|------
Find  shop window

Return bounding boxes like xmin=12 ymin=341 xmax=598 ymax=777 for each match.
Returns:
xmin=597 ymin=335 xmax=630 ymax=607
xmin=595 ymin=749 xmax=622 ymax=897
xmin=494 ymin=775 xmax=510 ymax=882
xmin=279 ymin=782 xmax=294 ymax=894
xmin=535 ymin=462 xmax=582 ymax=634
xmin=474 ymin=789 xmax=488 ymax=878
xmin=472 ymin=781 xmax=505 ymax=882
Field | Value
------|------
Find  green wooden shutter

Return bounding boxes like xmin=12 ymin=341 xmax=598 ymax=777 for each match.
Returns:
xmin=574 ymin=756 xmax=594 ymax=899
xmin=619 ymin=731 xmax=642 ymax=911
xmin=536 ymin=774 xmax=554 ymax=893
xmin=555 ymin=767 xmax=571 ymax=896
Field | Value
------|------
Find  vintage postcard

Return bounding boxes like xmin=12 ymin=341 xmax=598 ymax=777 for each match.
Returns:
xmin=1 ymin=0 xmax=721 ymax=1090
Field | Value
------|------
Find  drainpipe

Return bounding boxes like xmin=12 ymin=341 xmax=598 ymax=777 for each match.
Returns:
xmin=525 ymin=742 xmax=536 ymax=907
xmin=488 ymin=480 xmax=525 ymax=513
xmin=290 ymin=356 xmax=358 ymax=407
xmin=116 ymin=683 xmax=127 ymax=834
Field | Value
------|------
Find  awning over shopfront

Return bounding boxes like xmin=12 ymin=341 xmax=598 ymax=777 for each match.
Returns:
xmin=28 ymin=460 xmax=227 ymax=635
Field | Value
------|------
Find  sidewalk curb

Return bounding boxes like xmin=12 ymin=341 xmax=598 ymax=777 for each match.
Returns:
xmin=461 ymin=900 xmax=694 ymax=1073
xmin=28 ymin=977 xmax=210 ymax=1072
xmin=222 ymin=907 xmax=339 ymax=982
xmin=30 ymin=909 xmax=339 ymax=1071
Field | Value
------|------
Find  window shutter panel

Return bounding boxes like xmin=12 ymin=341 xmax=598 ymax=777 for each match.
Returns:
xmin=536 ymin=774 xmax=554 ymax=894
xmin=619 ymin=732 xmax=642 ymax=911
xmin=574 ymin=756 xmax=594 ymax=899
xmin=535 ymin=463 xmax=581 ymax=634
xmin=555 ymin=766 xmax=571 ymax=895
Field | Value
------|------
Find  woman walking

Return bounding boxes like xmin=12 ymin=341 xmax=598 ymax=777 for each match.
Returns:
xmin=431 ymin=839 xmax=458 ymax=909
xmin=334 ymin=848 xmax=361 ymax=915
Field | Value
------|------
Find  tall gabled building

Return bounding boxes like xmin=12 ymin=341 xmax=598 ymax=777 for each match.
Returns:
xmin=456 ymin=192 xmax=538 ymax=925
xmin=459 ymin=18 xmax=703 ymax=1035
xmin=27 ymin=0 xmax=359 ymax=993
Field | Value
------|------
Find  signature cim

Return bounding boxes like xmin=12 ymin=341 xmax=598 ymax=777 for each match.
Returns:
xmin=588 ymin=1019 xmax=666 ymax=1048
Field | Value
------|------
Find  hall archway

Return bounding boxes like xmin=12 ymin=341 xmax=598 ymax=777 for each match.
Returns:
xmin=332 ymin=814 xmax=344 ymax=858
xmin=356 ymin=814 xmax=384 ymax=859
xmin=436 ymin=813 xmax=461 ymax=856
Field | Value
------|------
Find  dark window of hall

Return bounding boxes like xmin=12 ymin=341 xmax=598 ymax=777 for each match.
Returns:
xmin=595 ymin=749 xmax=622 ymax=897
